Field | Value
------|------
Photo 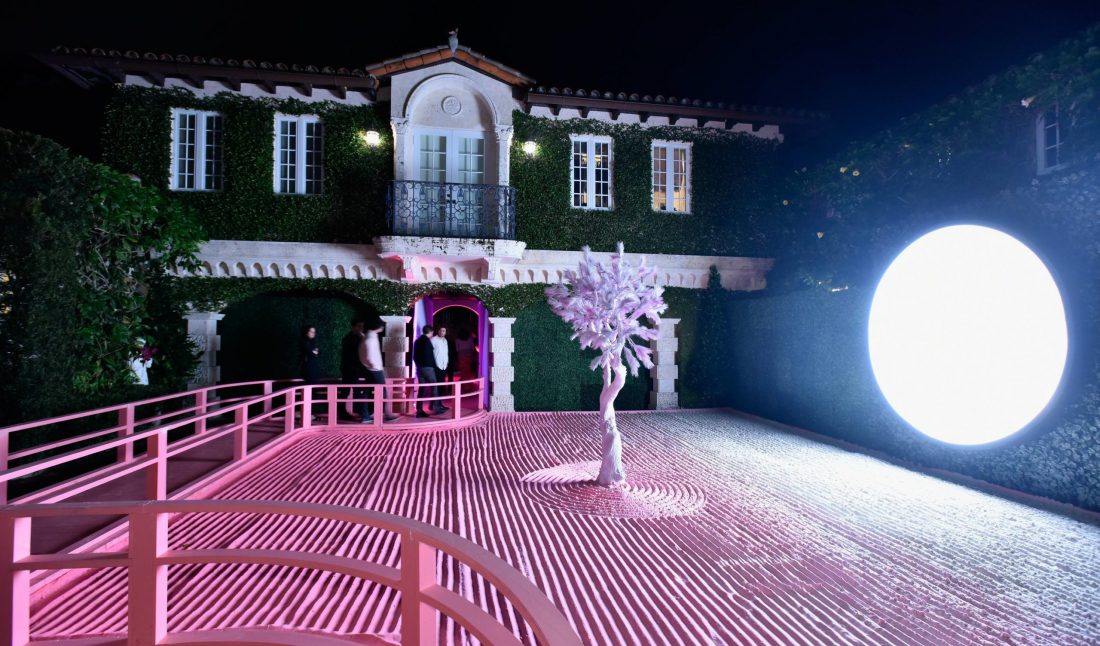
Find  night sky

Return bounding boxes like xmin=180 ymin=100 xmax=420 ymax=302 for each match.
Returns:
xmin=2 ymin=1 xmax=1099 ymax=161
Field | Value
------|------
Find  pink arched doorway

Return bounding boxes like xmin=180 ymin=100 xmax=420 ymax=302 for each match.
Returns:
xmin=409 ymin=294 xmax=490 ymax=408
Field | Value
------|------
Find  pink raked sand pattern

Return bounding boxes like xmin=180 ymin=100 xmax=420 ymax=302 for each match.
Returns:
xmin=32 ymin=410 xmax=1100 ymax=645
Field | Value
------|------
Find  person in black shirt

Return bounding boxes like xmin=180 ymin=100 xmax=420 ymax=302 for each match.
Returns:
xmin=413 ymin=325 xmax=444 ymax=417
xmin=339 ymin=319 xmax=366 ymax=421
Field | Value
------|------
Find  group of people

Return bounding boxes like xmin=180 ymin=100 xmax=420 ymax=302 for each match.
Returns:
xmin=299 ymin=318 xmax=478 ymax=423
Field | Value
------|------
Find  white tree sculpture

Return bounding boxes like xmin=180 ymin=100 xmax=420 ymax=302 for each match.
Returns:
xmin=546 ymin=243 xmax=667 ymax=486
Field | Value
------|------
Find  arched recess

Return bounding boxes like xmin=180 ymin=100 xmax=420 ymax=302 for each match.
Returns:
xmin=218 ymin=290 xmax=380 ymax=383
xmin=400 ymin=74 xmax=502 ymax=185
xmin=407 ymin=292 xmax=490 ymax=409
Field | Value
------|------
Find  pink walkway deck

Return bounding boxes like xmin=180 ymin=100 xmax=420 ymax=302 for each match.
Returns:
xmin=30 ymin=410 xmax=1100 ymax=645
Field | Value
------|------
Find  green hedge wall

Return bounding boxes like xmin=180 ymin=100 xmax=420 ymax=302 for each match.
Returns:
xmin=512 ymin=301 xmax=650 ymax=411
xmin=0 ymin=129 xmax=202 ymax=425
xmin=102 ymin=87 xmax=392 ymax=243
xmin=218 ymin=292 xmax=379 ymax=382
xmin=512 ymin=112 xmax=781 ymax=256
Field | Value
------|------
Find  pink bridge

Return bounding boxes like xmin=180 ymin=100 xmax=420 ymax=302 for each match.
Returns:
xmin=2 ymin=381 xmax=1099 ymax=645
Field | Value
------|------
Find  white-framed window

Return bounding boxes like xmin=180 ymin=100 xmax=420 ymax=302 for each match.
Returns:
xmin=570 ymin=134 xmax=613 ymax=209
xmin=170 ymin=108 xmax=224 ymax=191
xmin=652 ymin=140 xmax=691 ymax=213
xmin=1036 ymin=104 xmax=1065 ymax=175
xmin=274 ymin=114 xmax=324 ymax=194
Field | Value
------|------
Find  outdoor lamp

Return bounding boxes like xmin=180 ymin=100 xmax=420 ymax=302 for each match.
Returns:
xmin=363 ymin=130 xmax=381 ymax=147
xmin=522 ymin=141 xmax=537 ymax=156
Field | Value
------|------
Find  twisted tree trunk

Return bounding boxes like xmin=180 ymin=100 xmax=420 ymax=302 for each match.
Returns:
xmin=597 ymin=361 xmax=628 ymax=486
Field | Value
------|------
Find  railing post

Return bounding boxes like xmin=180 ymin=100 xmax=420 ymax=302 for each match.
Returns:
xmin=233 ymin=405 xmax=248 ymax=461
xmin=327 ymin=385 xmax=337 ymax=427
xmin=0 ymin=433 xmax=8 ymax=505
xmin=374 ymin=385 xmax=383 ymax=428
xmin=117 ymin=404 xmax=135 ymax=464
xmin=399 ymin=532 xmax=437 ymax=646
xmin=302 ymin=386 xmax=313 ymax=429
xmin=0 ymin=514 xmax=30 ymax=646
xmin=453 ymin=383 xmax=462 ymax=421
xmin=476 ymin=378 xmax=484 ymax=411
xmin=283 ymin=389 xmax=295 ymax=434
xmin=128 ymin=507 xmax=168 ymax=646
xmin=146 ymin=429 xmax=167 ymax=501
xmin=262 ymin=382 xmax=273 ymax=414
xmin=195 ymin=389 xmax=208 ymax=435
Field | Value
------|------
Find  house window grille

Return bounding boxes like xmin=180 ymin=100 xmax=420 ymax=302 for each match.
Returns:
xmin=652 ymin=141 xmax=691 ymax=213
xmin=570 ymin=135 xmax=613 ymax=209
xmin=171 ymin=109 xmax=223 ymax=191
xmin=275 ymin=114 xmax=324 ymax=194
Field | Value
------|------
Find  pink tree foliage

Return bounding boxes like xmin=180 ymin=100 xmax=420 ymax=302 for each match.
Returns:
xmin=546 ymin=243 xmax=667 ymax=485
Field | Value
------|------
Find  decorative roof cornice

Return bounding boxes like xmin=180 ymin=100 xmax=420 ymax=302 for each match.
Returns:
xmin=365 ymin=44 xmax=535 ymax=87
xmin=526 ymin=87 xmax=826 ymax=126
xmin=36 ymin=47 xmax=379 ymax=99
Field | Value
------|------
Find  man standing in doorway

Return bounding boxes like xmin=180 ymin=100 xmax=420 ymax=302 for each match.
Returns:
xmin=360 ymin=320 xmax=398 ymax=423
xmin=413 ymin=325 xmax=445 ymax=417
xmin=340 ymin=319 xmax=366 ymax=422
xmin=433 ymin=325 xmax=452 ymax=406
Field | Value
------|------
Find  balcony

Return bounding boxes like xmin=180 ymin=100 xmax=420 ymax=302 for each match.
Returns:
xmin=386 ymin=180 xmax=516 ymax=240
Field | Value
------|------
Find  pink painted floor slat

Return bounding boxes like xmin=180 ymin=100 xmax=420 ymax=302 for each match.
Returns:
xmin=30 ymin=411 xmax=1100 ymax=645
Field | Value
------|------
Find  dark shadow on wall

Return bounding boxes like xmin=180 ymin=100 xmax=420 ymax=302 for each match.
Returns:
xmin=218 ymin=291 xmax=379 ymax=383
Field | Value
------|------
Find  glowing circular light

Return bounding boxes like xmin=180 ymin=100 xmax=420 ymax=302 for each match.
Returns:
xmin=868 ymin=225 xmax=1067 ymax=445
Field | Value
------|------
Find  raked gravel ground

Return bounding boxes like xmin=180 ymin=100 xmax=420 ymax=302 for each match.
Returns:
xmin=32 ymin=410 xmax=1100 ymax=645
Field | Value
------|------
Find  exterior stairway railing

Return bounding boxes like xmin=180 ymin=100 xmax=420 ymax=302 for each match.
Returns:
xmin=0 ymin=380 xmax=580 ymax=646
xmin=386 ymin=180 xmax=516 ymax=240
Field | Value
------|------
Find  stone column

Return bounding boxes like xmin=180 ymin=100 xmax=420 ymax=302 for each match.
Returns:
xmin=185 ymin=310 xmax=225 ymax=389
xmin=391 ymin=117 xmax=410 ymax=181
xmin=488 ymin=317 xmax=517 ymax=411
xmin=381 ymin=315 xmax=411 ymax=379
xmin=495 ymin=124 xmax=514 ymax=186
xmin=648 ymin=317 xmax=681 ymax=409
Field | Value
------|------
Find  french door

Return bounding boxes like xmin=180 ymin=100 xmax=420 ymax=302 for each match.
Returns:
xmin=413 ymin=130 xmax=487 ymax=237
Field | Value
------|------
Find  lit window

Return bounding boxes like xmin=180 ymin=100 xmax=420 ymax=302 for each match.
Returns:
xmin=274 ymin=114 xmax=324 ymax=194
xmin=652 ymin=141 xmax=691 ymax=213
xmin=1036 ymin=104 xmax=1064 ymax=175
xmin=570 ymin=134 xmax=613 ymax=209
xmin=170 ymin=108 xmax=224 ymax=191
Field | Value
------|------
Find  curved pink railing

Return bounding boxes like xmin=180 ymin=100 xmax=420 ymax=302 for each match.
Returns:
xmin=0 ymin=499 xmax=581 ymax=646
xmin=0 ymin=378 xmax=486 ymax=506
xmin=0 ymin=380 xmax=579 ymax=645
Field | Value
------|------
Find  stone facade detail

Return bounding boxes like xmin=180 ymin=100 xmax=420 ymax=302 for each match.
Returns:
xmin=648 ymin=318 xmax=681 ymax=409
xmin=184 ymin=240 xmax=773 ymax=291
xmin=489 ymin=317 xmax=517 ymax=411
xmin=185 ymin=311 xmax=225 ymax=389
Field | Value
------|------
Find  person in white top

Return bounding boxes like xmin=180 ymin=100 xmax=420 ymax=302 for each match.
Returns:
xmin=359 ymin=321 xmax=398 ymax=422
xmin=432 ymin=326 xmax=451 ymax=410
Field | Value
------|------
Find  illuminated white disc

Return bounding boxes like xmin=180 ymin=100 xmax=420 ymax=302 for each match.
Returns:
xmin=868 ymin=225 xmax=1067 ymax=445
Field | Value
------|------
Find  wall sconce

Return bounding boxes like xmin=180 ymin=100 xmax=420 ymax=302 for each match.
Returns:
xmin=522 ymin=141 xmax=537 ymax=156
xmin=362 ymin=130 xmax=381 ymax=147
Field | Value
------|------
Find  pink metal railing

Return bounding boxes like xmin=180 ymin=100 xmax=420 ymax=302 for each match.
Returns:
xmin=0 ymin=499 xmax=581 ymax=646
xmin=0 ymin=378 xmax=487 ymax=506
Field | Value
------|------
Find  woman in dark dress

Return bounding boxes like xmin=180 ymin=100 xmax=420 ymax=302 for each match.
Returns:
xmin=301 ymin=326 xmax=322 ymax=421
xmin=301 ymin=325 xmax=322 ymax=384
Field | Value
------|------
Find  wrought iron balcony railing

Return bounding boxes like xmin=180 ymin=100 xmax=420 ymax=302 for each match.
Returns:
xmin=386 ymin=180 xmax=516 ymax=240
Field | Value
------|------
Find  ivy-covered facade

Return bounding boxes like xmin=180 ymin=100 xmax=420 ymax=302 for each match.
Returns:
xmin=39 ymin=37 xmax=805 ymax=410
